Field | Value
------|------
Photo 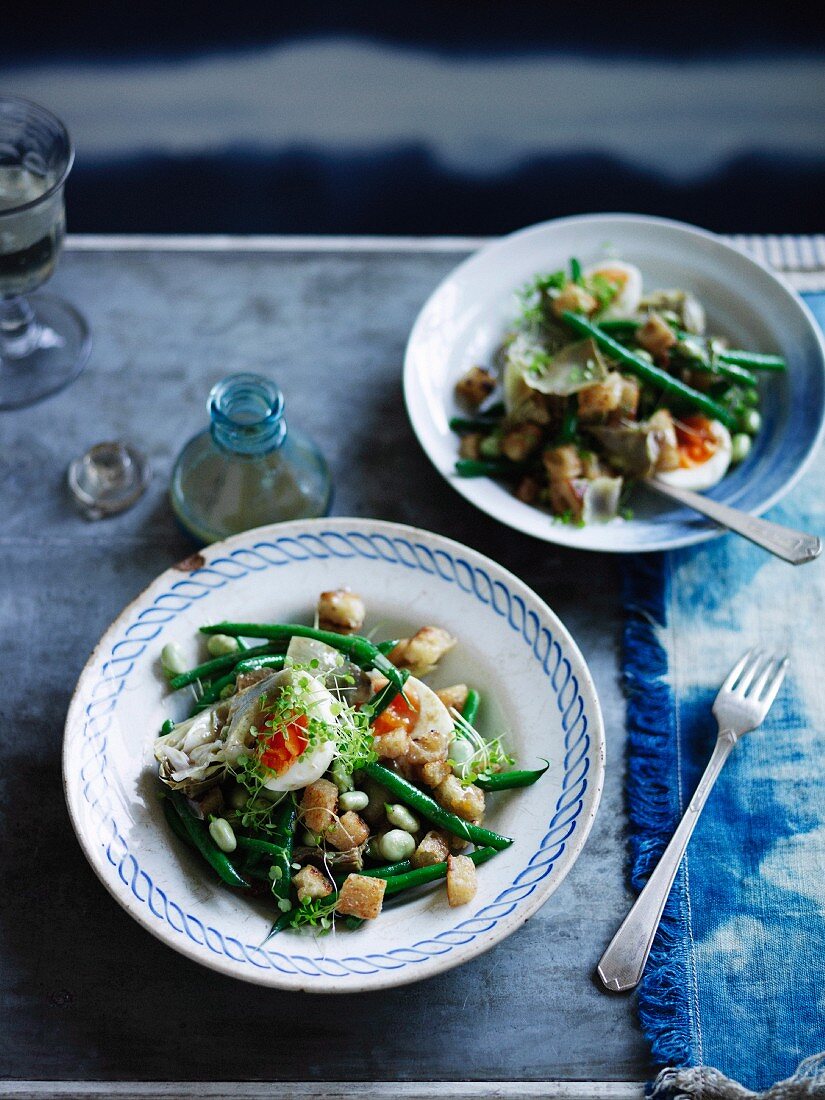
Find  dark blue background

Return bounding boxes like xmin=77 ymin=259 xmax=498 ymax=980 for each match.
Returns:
xmin=4 ymin=3 xmax=824 ymax=234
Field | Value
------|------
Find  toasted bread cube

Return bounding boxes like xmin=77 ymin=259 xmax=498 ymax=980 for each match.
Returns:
xmin=436 ymin=684 xmax=469 ymax=712
xmin=458 ymin=432 xmax=482 ymax=460
xmin=418 ymin=759 xmax=453 ymax=788
xmin=317 ymin=588 xmax=365 ymax=634
xmin=455 ymin=366 xmax=496 ymax=408
xmin=577 ymin=373 xmax=624 ymax=423
xmin=551 ymin=284 xmax=597 ymax=318
xmin=516 ymin=475 xmax=540 ymax=505
xmin=326 ymin=811 xmax=370 ymax=851
xmin=412 ymin=829 xmax=450 ymax=869
xmin=434 ymin=775 xmax=485 ymax=822
xmin=447 ymin=854 xmax=478 ymax=907
xmin=389 ymin=627 xmax=457 ymax=678
xmin=548 ymin=478 xmax=587 ymax=521
xmin=337 ymin=873 xmax=387 ymax=920
xmin=501 ymin=422 xmax=542 ymax=463
xmin=637 ymin=312 xmax=677 ymax=363
xmin=580 ymin=450 xmax=606 ymax=480
xmin=292 ymin=865 xmax=334 ymax=902
xmin=617 ymin=374 xmax=640 ymax=418
xmin=444 ymin=831 xmax=470 ymax=854
xmin=542 ymin=444 xmax=583 ymax=483
xmin=301 ymin=778 xmax=339 ymax=834
xmin=373 ymin=724 xmax=410 ymax=760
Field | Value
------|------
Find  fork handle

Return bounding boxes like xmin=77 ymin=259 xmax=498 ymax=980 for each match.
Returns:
xmin=597 ymin=730 xmax=738 ymax=992
xmin=647 ymin=480 xmax=822 ymax=565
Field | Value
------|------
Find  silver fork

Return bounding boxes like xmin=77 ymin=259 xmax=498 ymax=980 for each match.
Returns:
xmin=597 ymin=649 xmax=789 ymax=993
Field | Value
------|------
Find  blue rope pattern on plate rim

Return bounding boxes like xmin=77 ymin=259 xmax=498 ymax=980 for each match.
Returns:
xmin=73 ymin=528 xmax=592 ymax=978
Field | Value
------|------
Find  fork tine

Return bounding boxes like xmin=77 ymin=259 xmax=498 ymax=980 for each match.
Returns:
xmin=721 ymin=648 xmax=757 ymax=692
xmin=760 ymin=656 xmax=789 ymax=710
xmin=750 ymin=655 xmax=778 ymax=699
xmin=735 ymin=649 xmax=764 ymax=695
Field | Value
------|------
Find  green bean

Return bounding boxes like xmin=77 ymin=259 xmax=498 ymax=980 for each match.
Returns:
xmin=265 ymin=910 xmax=295 ymax=940
xmin=455 ymin=458 xmax=517 ymax=478
xmin=168 ymin=792 xmax=250 ymax=889
xmin=167 ymin=643 xmax=283 ymax=691
xmin=159 ymin=718 xmax=176 ymax=736
xmin=461 ymin=689 xmax=480 ymax=727
xmin=670 ymin=336 xmax=758 ymax=387
xmin=449 ymin=416 xmax=499 ymax=434
xmin=162 ymin=796 xmax=193 ymax=847
xmin=382 ymin=846 xmax=498 ymax=897
xmin=597 ymin=318 xmax=640 ymax=335
xmin=191 ymin=671 xmax=236 ymax=711
xmin=559 ymin=400 xmax=578 ymax=443
xmin=476 ymin=762 xmax=549 ymax=791
xmin=199 ymin=623 xmax=407 ymax=693
xmin=344 ymin=916 xmax=365 ymax=930
xmin=376 ymin=639 xmax=400 ymax=656
xmin=239 ymin=801 xmax=296 ymax=909
xmin=364 ymin=763 xmax=513 ymax=851
xmin=717 ymin=350 xmax=786 ymax=371
xmin=560 ymin=311 xmax=737 ymax=429
xmin=570 ymin=256 xmax=582 ymax=283
xmin=235 ymin=654 xmax=287 ymax=674
xmin=333 ymin=859 xmax=413 ymax=885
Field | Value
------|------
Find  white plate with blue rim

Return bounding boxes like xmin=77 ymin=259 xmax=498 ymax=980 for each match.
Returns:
xmin=404 ymin=213 xmax=825 ymax=552
xmin=63 ymin=518 xmax=605 ymax=992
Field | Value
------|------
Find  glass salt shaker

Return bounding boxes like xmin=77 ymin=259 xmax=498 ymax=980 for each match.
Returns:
xmin=169 ymin=372 xmax=332 ymax=544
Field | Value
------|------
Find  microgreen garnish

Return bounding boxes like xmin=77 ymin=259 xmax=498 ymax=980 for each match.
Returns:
xmin=449 ymin=709 xmax=515 ymax=786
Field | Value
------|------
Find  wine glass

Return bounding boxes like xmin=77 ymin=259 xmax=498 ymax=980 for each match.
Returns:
xmin=0 ymin=96 xmax=90 ymax=410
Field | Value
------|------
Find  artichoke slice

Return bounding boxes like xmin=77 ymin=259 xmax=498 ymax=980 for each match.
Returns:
xmin=520 ymin=338 xmax=609 ymax=397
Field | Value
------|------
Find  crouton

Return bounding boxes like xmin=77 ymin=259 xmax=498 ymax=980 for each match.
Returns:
xmin=548 ymin=478 xmax=587 ymax=521
xmin=616 ymin=375 xmax=640 ymax=418
xmin=436 ymin=684 xmax=469 ymax=712
xmin=418 ymin=759 xmax=453 ymax=788
xmin=373 ymin=724 xmax=410 ymax=760
xmin=434 ymin=775 xmax=485 ymax=822
xmin=447 ymin=854 xmax=478 ymax=907
xmin=542 ymin=444 xmax=583 ymax=483
xmin=337 ymin=873 xmax=386 ymax=920
xmin=551 ymin=284 xmax=597 ymax=318
xmin=577 ymin=373 xmax=624 ymax=423
xmin=455 ymin=366 xmax=496 ymax=408
xmin=637 ymin=312 xmax=677 ymax=363
xmin=300 ymin=778 xmax=339 ymax=834
xmin=317 ymin=588 xmax=365 ymax=635
xmin=292 ymin=865 xmax=334 ymax=902
xmin=516 ymin=475 xmax=540 ymax=505
xmin=580 ymin=451 xmax=606 ymax=480
xmin=458 ymin=432 xmax=483 ymax=460
xmin=326 ymin=811 xmax=370 ymax=851
xmin=389 ymin=627 xmax=457 ymax=678
xmin=501 ymin=422 xmax=542 ymax=463
xmin=444 ymin=831 xmax=470 ymax=854
xmin=412 ymin=829 xmax=450 ymax=869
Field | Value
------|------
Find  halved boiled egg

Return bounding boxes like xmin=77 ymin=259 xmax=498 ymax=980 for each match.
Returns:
xmin=372 ymin=675 xmax=454 ymax=761
xmin=583 ymin=260 xmax=643 ymax=318
xmin=258 ymin=671 xmax=338 ymax=792
xmin=655 ymin=416 xmax=732 ymax=492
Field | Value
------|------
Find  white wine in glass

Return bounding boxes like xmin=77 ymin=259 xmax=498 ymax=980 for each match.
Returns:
xmin=0 ymin=96 xmax=90 ymax=410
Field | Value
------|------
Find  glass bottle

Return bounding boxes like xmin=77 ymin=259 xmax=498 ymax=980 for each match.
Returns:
xmin=170 ymin=373 xmax=332 ymax=544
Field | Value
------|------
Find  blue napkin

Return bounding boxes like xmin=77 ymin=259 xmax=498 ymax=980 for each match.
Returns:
xmin=624 ymin=292 xmax=825 ymax=1091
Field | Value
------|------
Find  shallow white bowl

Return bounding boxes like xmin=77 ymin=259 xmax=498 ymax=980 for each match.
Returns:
xmin=404 ymin=214 xmax=825 ymax=552
xmin=63 ymin=518 xmax=605 ymax=992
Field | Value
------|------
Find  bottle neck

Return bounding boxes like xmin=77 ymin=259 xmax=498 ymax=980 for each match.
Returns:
xmin=209 ymin=373 xmax=287 ymax=455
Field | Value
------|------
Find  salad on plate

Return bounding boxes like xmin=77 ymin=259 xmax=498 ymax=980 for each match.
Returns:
xmin=451 ymin=257 xmax=786 ymax=525
xmin=153 ymin=588 xmax=545 ymax=936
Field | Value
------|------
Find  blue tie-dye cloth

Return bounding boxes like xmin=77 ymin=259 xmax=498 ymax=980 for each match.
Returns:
xmin=624 ymin=291 xmax=825 ymax=1092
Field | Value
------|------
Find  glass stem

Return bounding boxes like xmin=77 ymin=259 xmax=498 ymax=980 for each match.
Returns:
xmin=0 ymin=295 xmax=40 ymax=359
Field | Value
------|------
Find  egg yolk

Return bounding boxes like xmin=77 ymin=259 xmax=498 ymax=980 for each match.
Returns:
xmin=259 ymin=712 xmax=309 ymax=775
xmin=675 ymin=416 xmax=718 ymax=468
xmin=597 ymin=266 xmax=630 ymax=291
xmin=372 ymin=689 xmax=420 ymax=736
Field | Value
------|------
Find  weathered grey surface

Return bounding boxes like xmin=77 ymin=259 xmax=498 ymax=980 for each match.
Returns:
xmin=0 ymin=243 xmax=650 ymax=1083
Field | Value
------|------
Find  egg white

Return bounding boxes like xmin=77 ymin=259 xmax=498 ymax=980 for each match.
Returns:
xmin=655 ymin=420 xmax=732 ymax=492
xmin=262 ymin=672 xmax=339 ymax=792
xmin=584 ymin=260 xmax=643 ymax=318
xmin=405 ymin=676 xmax=455 ymax=744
